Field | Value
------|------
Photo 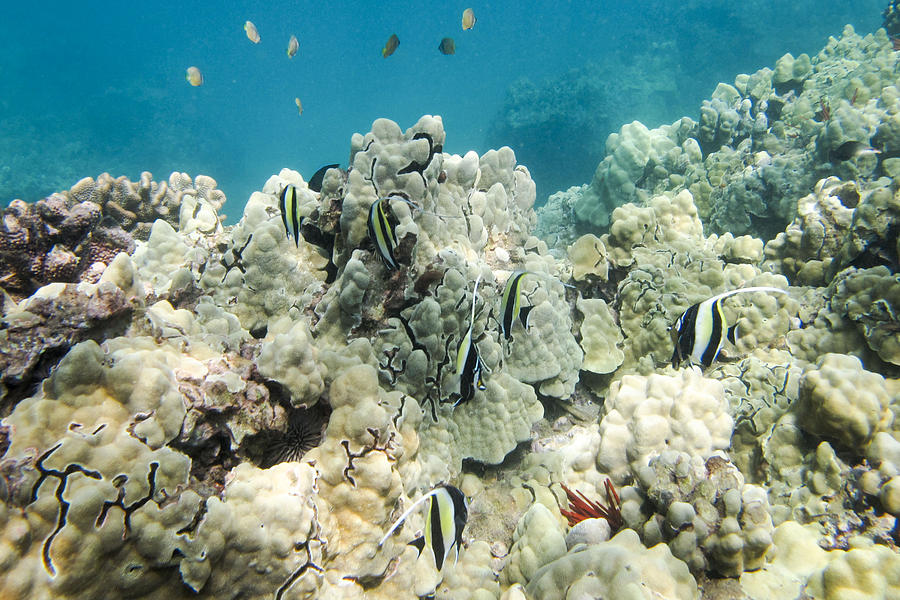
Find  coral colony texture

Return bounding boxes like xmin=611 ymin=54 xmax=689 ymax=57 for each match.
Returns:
xmin=3 ymin=25 xmax=900 ymax=600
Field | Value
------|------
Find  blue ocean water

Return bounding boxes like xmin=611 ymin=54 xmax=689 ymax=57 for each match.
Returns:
xmin=0 ymin=1 xmax=882 ymax=221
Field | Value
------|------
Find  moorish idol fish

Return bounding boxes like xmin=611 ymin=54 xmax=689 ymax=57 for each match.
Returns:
xmin=308 ymin=163 xmax=340 ymax=193
xmin=378 ymin=484 xmax=468 ymax=571
xmin=367 ymin=196 xmax=400 ymax=270
xmin=279 ymin=184 xmax=304 ymax=247
xmin=456 ymin=273 xmax=488 ymax=405
xmin=670 ymin=286 xmax=788 ymax=369
xmin=500 ymin=270 xmax=535 ymax=341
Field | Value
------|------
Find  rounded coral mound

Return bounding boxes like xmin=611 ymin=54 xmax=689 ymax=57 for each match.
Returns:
xmin=795 ymin=353 xmax=894 ymax=449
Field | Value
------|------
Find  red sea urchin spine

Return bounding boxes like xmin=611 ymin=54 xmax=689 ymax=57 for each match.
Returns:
xmin=560 ymin=479 xmax=624 ymax=531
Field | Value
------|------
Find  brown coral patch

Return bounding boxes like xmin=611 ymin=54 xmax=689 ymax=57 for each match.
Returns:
xmin=0 ymin=284 xmax=133 ymax=416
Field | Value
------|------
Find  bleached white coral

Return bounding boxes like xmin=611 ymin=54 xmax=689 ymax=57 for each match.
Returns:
xmin=525 ymin=529 xmax=699 ymax=600
xmin=597 ymin=368 xmax=733 ymax=482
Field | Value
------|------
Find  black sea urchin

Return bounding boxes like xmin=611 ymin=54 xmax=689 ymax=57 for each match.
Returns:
xmin=250 ymin=404 xmax=330 ymax=469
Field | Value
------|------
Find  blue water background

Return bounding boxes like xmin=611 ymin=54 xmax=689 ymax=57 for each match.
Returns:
xmin=1 ymin=1 xmax=883 ymax=221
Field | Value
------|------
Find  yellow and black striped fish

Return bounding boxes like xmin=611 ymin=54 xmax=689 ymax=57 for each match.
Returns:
xmin=500 ymin=270 xmax=535 ymax=341
xmin=367 ymin=196 xmax=400 ymax=270
xmin=671 ymin=286 xmax=788 ymax=369
xmin=456 ymin=274 xmax=487 ymax=405
xmin=379 ymin=484 xmax=468 ymax=571
xmin=279 ymin=184 xmax=303 ymax=247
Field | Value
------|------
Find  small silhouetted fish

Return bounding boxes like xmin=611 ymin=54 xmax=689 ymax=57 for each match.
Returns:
xmin=287 ymin=34 xmax=299 ymax=58
xmin=438 ymin=37 xmax=456 ymax=55
xmin=185 ymin=66 xmax=203 ymax=86
xmin=462 ymin=8 xmax=476 ymax=30
xmin=308 ymin=163 xmax=340 ymax=193
xmin=295 ymin=97 xmax=303 ymax=116
xmin=382 ymin=33 xmax=399 ymax=57
xmin=244 ymin=20 xmax=260 ymax=43
xmin=830 ymin=141 xmax=881 ymax=162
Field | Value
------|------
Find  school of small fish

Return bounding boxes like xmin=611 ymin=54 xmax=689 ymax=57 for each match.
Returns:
xmin=185 ymin=7 xmax=480 ymax=116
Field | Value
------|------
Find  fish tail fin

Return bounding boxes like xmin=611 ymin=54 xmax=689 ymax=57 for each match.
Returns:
xmin=727 ymin=323 xmax=740 ymax=346
xmin=519 ymin=305 xmax=534 ymax=328
xmin=408 ymin=536 xmax=426 ymax=556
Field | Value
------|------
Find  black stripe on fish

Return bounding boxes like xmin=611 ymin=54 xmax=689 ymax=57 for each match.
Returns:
xmin=454 ymin=330 xmax=484 ymax=406
xmin=278 ymin=186 xmax=289 ymax=239
xmin=429 ymin=491 xmax=446 ymax=570
xmin=671 ymin=303 xmax=698 ymax=368
xmin=446 ymin=484 xmax=468 ymax=553
xmin=726 ymin=323 xmax=739 ymax=345
xmin=700 ymin=298 xmax=726 ymax=368
xmin=519 ymin=305 xmax=534 ymax=328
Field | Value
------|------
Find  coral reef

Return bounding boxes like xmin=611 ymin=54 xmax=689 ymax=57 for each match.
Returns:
xmin=0 ymin=277 xmax=134 ymax=414
xmin=2 ymin=22 xmax=900 ymax=597
xmin=487 ymin=51 xmax=681 ymax=202
xmin=540 ymin=25 xmax=900 ymax=242
xmin=66 ymin=172 xmax=225 ymax=239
